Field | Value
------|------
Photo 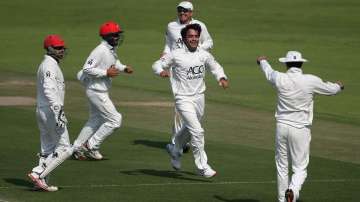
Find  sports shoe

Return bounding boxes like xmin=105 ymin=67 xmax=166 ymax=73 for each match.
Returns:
xmin=81 ymin=141 xmax=103 ymax=160
xmin=285 ymin=189 xmax=294 ymax=202
xmin=166 ymin=144 xmax=181 ymax=170
xmin=182 ymin=143 xmax=191 ymax=153
xmin=34 ymin=183 xmax=58 ymax=192
xmin=87 ymin=150 xmax=103 ymax=160
xmin=28 ymin=172 xmax=58 ymax=192
xmin=199 ymin=167 xmax=217 ymax=178
xmin=72 ymin=150 xmax=87 ymax=160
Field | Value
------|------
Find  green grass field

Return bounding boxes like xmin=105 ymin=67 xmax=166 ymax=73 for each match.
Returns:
xmin=0 ymin=0 xmax=359 ymax=201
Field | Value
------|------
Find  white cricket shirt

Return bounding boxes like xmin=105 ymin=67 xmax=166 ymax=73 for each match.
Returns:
xmin=153 ymin=47 xmax=227 ymax=96
xmin=163 ymin=19 xmax=213 ymax=54
xmin=259 ymin=60 xmax=342 ymax=128
xmin=78 ymin=40 xmax=126 ymax=91
xmin=37 ymin=55 xmax=65 ymax=107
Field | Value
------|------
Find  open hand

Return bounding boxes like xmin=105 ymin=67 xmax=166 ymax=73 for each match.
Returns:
xmin=257 ymin=56 xmax=267 ymax=65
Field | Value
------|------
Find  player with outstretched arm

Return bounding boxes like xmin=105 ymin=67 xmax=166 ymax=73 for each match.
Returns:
xmin=256 ymin=51 xmax=344 ymax=202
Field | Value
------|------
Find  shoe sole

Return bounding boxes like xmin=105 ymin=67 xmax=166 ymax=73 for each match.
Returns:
xmin=27 ymin=173 xmax=49 ymax=192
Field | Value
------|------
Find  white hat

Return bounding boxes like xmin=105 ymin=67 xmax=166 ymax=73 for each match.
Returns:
xmin=279 ymin=51 xmax=308 ymax=63
xmin=177 ymin=1 xmax=193 ymax=11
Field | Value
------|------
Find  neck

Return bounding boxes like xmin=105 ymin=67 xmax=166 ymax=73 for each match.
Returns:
xmin=179 ymin=18 xmax=191 ymax=25
xmin=186 ymin=45 xmax=197 ymax=52
xmin=47 ymin=54 xmax=60 ymax=63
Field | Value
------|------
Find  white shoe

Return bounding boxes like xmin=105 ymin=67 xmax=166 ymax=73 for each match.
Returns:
xmin=34 ymin=183 xmax=58 ymax=192
xmin=87 ymin=150 xmax=103 ymax=160
xmin=199 ymin=167 xmax=217 ymax=178
xmin=28 ymin=172 xmax=58 ymax=192
xmin=81 ymin=141 xmax=103 ymax=160
xmin=166 ymin=144 xmax=181 ymax=170
xmin=72 ymin=150 xmax=87 ymax=160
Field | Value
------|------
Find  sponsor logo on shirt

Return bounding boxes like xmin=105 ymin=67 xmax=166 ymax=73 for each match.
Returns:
xmin=176 ymin=38 xmax=183 ymax=49
xmin=186 ymin=65 xmax=204 ymax=80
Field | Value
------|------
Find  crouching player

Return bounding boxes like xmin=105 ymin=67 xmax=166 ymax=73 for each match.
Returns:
xmin=27 ymin=35 xmax=73 ymax=191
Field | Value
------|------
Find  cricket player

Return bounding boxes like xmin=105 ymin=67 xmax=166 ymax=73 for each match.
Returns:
xmin=27 ymin=35 xmax=73 ymax=192
xmin=256 ymin=51 xmax=344 ymax=202
xmin=163 ymin=1 xmax=214 ymax=152
xmin=73 ymin=21 xmax=133 ymax=160
xmin=152 ymin=24 xmax=228 ymax=178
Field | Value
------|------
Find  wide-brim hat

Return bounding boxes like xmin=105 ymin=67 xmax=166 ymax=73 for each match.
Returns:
xmin=279 ymin=51 xmax=308 ymax=63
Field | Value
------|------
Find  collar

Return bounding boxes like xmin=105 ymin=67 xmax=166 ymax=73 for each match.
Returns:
xmin=286 ymin=67 xmax=303 ymax=74
xmin=45 ymin=54 xmax=59 ymax=64
xmin=177 ymin=18 xmax=194 ymax=25
xmin=184 ymin=45 xmax=199 ymax=53
xmin=101 ymin=40 xmax=115 ymax=50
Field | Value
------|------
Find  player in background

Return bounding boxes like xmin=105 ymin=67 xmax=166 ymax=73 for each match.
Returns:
xmin=73 ymin=21 xmax=134 ymax=160
xmin=163 ymin=1 xmax=214 ymax=152
xmin=256 ymin=51 xmax=344 ymax=202
xmin=153 ymin=24 xmax=228 ymax=178
xmin=27 ymin=35 xmax=73 ymax=192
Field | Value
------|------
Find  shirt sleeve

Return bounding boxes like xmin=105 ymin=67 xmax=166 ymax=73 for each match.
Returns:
xmin=152 ymin=53 xmax=173 ymax=75
xmin=115 ymin=59 xmax=126 ymax=72
xmin=205 ymin=53 xmax=227 ymax=81
xmin=83 ymin=51 xmax=107 ymax=78
xmin=199 ymin=24 xmax=213 ymax=51
xmin=311 ymin=75 xmax=342 ymax=95
xmin=259 ymin=60 xmax=278 ymax=85
xmin=163 ymin=29 xmax=171 ymax=54
xmin=42 ymin=66 xmax=61 ymax=106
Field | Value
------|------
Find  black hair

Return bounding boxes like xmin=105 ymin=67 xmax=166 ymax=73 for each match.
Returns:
xmin=181 ymin=23 xmax=202 ymax=39
xmin=286 ymin=62 xmax=303 ymax=68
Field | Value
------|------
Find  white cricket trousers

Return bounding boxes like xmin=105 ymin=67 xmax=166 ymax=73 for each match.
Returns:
xmin=36 ymin=106 xmax=71 ymax=156
xmin=171 ymin=107 xmax=187 ymax=144
xmin=173 ymin=94 xmax=211 ymax=171
xmin=276 ymin=122 xmax=311 ymax=202
xmin=33 ymin=106 xmax=72 ymax=178
xmin=73 ymin=89 xmax=122 ymax=150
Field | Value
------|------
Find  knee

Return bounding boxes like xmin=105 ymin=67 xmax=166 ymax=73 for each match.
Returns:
xmin=106 ymin=113 xmax=122 ymax=129
xmin=188 ymin=127 xmax=204 ymax=139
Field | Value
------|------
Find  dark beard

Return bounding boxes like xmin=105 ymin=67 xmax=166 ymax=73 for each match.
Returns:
xmin=185 ymin=42 xmax=197 ymax=52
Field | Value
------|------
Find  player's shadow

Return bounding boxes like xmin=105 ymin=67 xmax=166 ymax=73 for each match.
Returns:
xmin=214 ymin=195 xmax=260 ymax=202
xmin=133 ymin=139 xmax=168 ymax=150
xmin=120 ymin=169 xmax=210 ymax=182
xmin=3 ymin=178 xmax=33 ymax=189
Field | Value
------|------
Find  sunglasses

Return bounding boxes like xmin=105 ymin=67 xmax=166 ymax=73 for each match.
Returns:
xmin=108 ymin=32 xmax=122 ymax=38
xmin=53 ymin=46 xmax=66 ymax=50
xmin=177 ymin=7 xmax=191 ymax=13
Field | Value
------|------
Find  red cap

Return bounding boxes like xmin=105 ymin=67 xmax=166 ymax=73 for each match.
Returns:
xmin=44 ymin=35 xmax=65 ymax=49
xmin=99 ymin=21 xmax=122 ymax=36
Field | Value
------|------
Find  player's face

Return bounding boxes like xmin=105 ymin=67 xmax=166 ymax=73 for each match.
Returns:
xmin=185 ymin=29 xmax=199 ymax=51
xmin=48 ymin=46 xmax=67 ymax=60
xmin=104 ymin=32 xmax=124 ymax=47
xmin=177 ymin=7 xmax=192 ymax=24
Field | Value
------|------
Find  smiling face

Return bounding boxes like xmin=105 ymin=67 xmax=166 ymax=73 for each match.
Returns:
xmin=177 ymin=6 xmax=193 ymax=24
xmin=184 ymin=28 xmax=200 ymax=52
